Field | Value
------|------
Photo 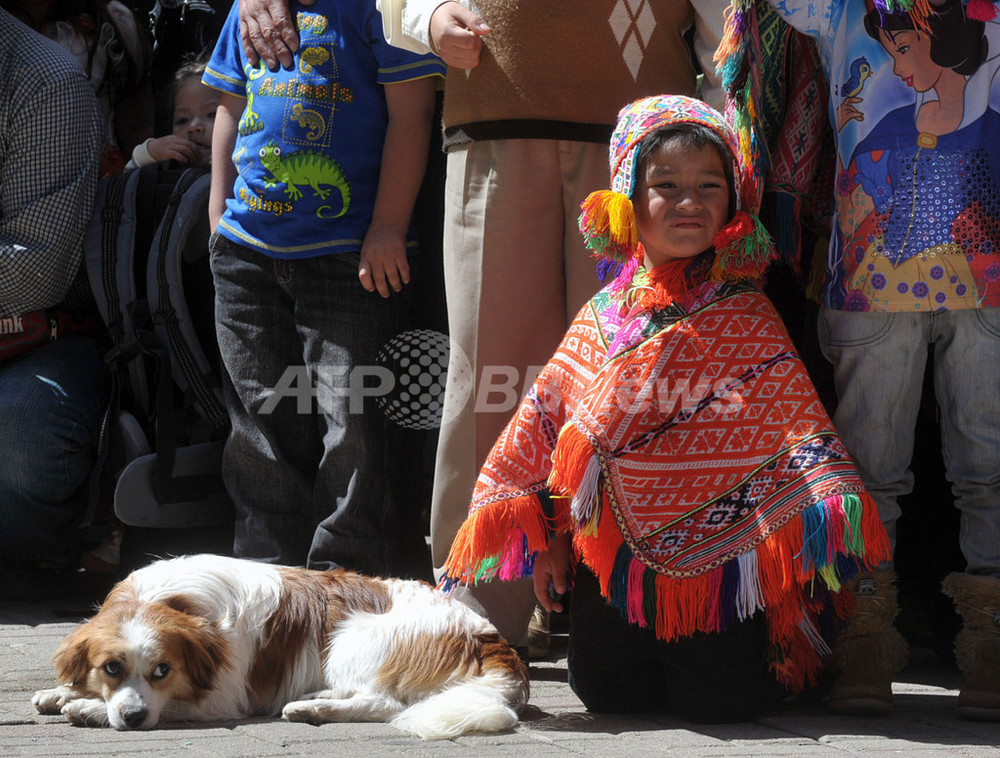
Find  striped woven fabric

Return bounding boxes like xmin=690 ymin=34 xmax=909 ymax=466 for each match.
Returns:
xmin=443 ymin=277 xmax=891 ymax=691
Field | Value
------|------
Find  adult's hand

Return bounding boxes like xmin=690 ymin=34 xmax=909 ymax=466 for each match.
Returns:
xmin=239 ymin=0 xmax=316 ymax=71
xmin=429 ymin=2 xmax=490 ymax=69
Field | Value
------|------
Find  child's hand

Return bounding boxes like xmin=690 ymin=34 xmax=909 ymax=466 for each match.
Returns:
xmin=146 ymin=135 xmax=208 ymax=166
xmin=359 ymin=225 xmax=410 ymax=298
xmin=532 ymin=532 xmax=573 ymax=613
xmin=430 ymin=2 xmax=491 ymax=69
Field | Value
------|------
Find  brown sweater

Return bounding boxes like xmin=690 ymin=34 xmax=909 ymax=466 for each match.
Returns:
xmin=441 ymin=0 xmax=700 ymax=146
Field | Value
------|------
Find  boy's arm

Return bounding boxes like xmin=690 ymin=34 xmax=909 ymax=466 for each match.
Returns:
xmin=209 ymin=93 xmax=244 ymax=233
xmin=359 ymin=76 xmax=437 ymax=298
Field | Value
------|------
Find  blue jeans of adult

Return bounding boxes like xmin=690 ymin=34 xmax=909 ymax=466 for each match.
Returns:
xmin=818 ymin=306 xmax=1000 ymax=576
xmin=210 ymin=234 xmax=417 ymax=575
xmin=0 ymin=335 xmax=108 ymax=566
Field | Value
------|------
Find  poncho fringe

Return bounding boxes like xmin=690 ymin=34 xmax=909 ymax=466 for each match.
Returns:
xmin=444 ymin=464 xmax=888 ymax=692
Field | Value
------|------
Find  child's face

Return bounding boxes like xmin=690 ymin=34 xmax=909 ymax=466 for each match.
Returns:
xmin=173 ymin=78 xmax=220 ymax=167
xmin=633 ymin=140 xmax=730 ymax=270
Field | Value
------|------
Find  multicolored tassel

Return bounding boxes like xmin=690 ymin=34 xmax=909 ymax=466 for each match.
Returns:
xmin=579 ymin=190 xmax=639 ymax=264
xmin=710 ymin=210 xmax=778 ymax=281
xmin=715 ymin=0 xmax=768 ymax=215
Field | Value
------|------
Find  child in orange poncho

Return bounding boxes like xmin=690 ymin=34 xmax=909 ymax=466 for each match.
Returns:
xmin=442 ymin=95 xmax=891 ymax=722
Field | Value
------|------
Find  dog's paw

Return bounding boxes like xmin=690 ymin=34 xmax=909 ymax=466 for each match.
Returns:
xmin=61 ymin=698 xmax=110 ymax=727
xmin=282 ymin=699 xmax=328 ymax=724
xmin=32 ymin=686 xmax=76 ymax=714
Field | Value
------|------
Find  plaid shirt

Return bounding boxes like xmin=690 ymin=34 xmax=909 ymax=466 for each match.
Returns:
xmin=0 ymin=8 xmax=103 ymax=317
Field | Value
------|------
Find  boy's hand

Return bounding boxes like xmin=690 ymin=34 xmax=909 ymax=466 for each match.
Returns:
xmin=532 ymin=532 xmax=573 ymax=613
xmin=238 ymin=0 xmax=315 ymax=71
xmin=146 ymin=135 xmax=209 ymax=166
xmin=429 ymin=2 xmax=491 ymax=69
xmin=359 ymin=225 xmax=410 ymax=298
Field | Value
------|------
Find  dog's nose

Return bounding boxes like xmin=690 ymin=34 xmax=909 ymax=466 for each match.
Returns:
xmin=120 ymin=706 xmax=148 ymax=729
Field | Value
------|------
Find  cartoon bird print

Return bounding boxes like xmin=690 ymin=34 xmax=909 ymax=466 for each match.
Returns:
xmin=840 ymin=56 xmax=872 ymax=98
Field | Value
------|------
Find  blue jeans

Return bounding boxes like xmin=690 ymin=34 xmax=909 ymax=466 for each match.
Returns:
xmin=210 ymin=234 xmax=420 ymax=575
xmin=0 ymin=335 xmax=108 ymax=565
xmin=818 ymin=307 xmax=1000 ymax=575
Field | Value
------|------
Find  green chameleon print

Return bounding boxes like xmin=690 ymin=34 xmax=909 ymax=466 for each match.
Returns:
xmin=259 ymin=141 xmax=351 ymax=218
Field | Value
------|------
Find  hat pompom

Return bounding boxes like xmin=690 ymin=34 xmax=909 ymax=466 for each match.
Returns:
xmin=579 ymin=190 xmax=639 ymax=264
xmin=710 ymin=210 xmax=778 ymax=281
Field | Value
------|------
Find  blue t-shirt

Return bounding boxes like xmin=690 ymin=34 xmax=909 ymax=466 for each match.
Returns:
xmin=203 ymin=0 xmax=444 ymax=259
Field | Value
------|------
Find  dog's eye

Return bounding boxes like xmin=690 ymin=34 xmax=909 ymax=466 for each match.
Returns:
xmin=104 ymin=661 xmax=123 ymax=677
xmin=151 ymin=663 xmax=170 ymax=680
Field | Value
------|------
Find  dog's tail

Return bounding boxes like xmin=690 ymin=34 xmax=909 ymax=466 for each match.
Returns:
xmin=391 ymin=633 xmax=529 ymax=740
xmin=390 ymin=671 xmax=523 ymax=740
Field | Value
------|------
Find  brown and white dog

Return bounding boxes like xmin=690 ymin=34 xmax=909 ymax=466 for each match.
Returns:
xmin=32 ymin=554 xmax=529 ymax=739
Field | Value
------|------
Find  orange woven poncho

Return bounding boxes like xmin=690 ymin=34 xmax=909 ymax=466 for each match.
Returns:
xmin=443 ymin=276 xmax=890 ymax=691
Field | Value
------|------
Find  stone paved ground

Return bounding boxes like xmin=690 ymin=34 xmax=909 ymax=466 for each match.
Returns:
xmin=3 ymin=595 xmax=1000 ymax=758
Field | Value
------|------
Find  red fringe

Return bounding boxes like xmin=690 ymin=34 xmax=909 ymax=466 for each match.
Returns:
xmin=859 ymin=491 xmax=892 ymax=566
xmin=636 ymin=258 xmax=695 ymax=310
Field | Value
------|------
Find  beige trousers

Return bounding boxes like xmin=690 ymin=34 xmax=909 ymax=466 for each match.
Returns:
xmin=432 ymin=138 xmax=607 ymax=644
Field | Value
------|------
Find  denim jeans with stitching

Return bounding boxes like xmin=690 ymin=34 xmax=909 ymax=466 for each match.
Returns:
xmin=210 ymin=233 xmax=422 ymax=575
xmin=818 ymin=306 xmax=1000 ymax=576
xmin=0 ymin=335 xmax=108 ymax=565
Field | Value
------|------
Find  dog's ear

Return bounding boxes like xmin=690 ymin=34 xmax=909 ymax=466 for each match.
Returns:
xmin=177 ymin=620 xmax=231 ymax=692
xmin=52 ymin=625 xmax=94 ymax=686
xmin=161 ymin=594 xmax=207 ymax=618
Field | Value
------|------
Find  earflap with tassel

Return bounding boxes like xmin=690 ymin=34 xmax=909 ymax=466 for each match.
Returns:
xmin=579 ymin=189 xmax=638 ymax=266
xmin=710 ymin=210 xmax=778 ymax=282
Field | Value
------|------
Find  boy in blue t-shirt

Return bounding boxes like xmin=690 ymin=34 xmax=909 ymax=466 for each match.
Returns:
xmin=203 ymin=0 xmax=443 ymax=575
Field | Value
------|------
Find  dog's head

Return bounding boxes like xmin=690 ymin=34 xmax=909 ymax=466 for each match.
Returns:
xmin=53 ymin=590 xmax=230 ymax=730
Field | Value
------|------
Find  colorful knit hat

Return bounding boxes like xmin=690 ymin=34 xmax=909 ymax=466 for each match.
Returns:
xmin=579 ymin=94 xmax=775 ymax=288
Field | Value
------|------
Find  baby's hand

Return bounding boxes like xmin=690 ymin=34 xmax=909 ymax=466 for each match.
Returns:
xmin=359 ymin=225 xmax=410 ymax=298
xmin=146 ymin=135 xmax=207 ymax=166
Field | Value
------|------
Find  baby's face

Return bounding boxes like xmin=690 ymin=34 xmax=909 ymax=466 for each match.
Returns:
xmin=173 ymin=78 xmax=220 ymax=167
